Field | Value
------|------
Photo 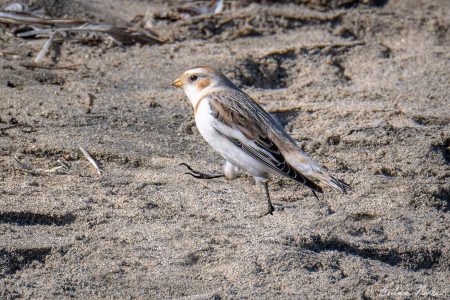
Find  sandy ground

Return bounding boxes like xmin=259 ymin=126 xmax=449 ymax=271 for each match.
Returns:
xmin=0 ymin=0 xmax=449 ymax=299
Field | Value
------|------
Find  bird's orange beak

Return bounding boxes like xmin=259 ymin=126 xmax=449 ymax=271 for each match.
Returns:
xmin=171 ymin=78 xmax=183 ymax=88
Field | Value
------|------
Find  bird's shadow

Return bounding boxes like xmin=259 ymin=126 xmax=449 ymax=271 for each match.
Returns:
xmin=270 ymin=110 xmax=299 ymax=128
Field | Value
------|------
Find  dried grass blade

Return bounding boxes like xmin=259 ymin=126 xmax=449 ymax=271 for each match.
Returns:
xmin=78 ymin=146 xmax=102 ymax=175
xmin=35 ymin=31 xmax=56 ymax=63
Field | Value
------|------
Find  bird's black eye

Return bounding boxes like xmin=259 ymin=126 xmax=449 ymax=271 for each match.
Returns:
xmin=190 ymin=75 xmax=198 ymax=82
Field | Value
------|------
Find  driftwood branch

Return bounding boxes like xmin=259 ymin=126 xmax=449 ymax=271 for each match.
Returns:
xmin=0 ymin=11 xmax=85 ymax=25
xmin=16 ymin=23 xmax=163 ymax=45
xmin=1 ymin=11 xmax=164 ymax=46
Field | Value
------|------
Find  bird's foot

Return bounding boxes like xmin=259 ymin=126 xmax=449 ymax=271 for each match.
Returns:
xmin=258 ymin=203 xmax=275 ymax=218
xmin=179 ymin=163 xmax=225 ymax=179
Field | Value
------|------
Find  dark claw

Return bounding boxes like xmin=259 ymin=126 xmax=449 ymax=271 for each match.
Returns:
xmin=179 ymin=163 xmax=196 ymax=173
xmin=259 ymin=208 xmax=274 ymax=218
xmin=179 ymin=163 xmax=224 ymax=180
xmin=312 ymin=190 xmax=320 ymax=201
xmin=183 ymin=171 xmax=218 ymax=179
xmin=184 ymin=172 xmax=201 ymax=178
xmin=258 ymin=203 xmax=275 ymax=218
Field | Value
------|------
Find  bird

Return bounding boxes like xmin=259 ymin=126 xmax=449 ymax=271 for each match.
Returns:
xmin=172 ymin=66 xmax=350 ymax=216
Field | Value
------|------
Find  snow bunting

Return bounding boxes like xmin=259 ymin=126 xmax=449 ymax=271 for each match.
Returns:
xmin=172 ymin=66 xmax=350 ymax=215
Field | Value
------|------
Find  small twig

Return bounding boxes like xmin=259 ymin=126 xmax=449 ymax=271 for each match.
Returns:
xmin=143 ymin=7 xmax=155 ymax=29
xmin=0 ymin=11 xmax=85 ymax=25
xmin=78 ymin=146 xmax=102 ymax=175
xmin=270 ymin=11 xmax=344 ymax=22
xmin=19 ymin=62 xmax=81 ymax=70
xmin=17 ymin=23 xmax=164 ymax=45
xmin=0 ymin=50 xmax=20 ymax=57
xmin=35 ymin=31 xmax=56 ymax=63
xmin=12 ymin=155 xmax=71 ymax=175
xmin=258 ymin=47 xmax=296 ymax=59
xmin=302 ymin=41 xmax=365 ymax=50
xmin=42 ymin=165 xmax=65 ymax=173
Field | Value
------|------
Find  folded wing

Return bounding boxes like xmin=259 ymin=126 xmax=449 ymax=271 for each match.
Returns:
xmin=208 ymin=92 xmax=324 ymax=194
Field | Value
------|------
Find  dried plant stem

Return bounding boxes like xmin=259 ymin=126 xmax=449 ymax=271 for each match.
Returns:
xmin=17 ymin=23 xmax=163 ymax=45
xmin=35 ymin=31 xmax=56 ymax=63
xmin=20 ymin=63 xmax=81 ymax=70
xmin=78 ymin=146 xmax=102 ymax=175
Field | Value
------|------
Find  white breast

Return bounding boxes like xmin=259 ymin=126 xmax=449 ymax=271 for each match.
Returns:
xmin=194 ymin=99 xmax=271 ymax=178
xmin=194 ymin=99 xmax=225 ymax=152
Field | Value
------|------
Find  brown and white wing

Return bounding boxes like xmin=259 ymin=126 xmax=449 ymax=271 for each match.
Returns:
xmin=208 ymin=91 xmax=324 ymax=194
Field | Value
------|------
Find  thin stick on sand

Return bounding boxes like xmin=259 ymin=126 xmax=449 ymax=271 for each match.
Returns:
xmin=35 ymin=31 xmax=56 ymax=63
xmin=0 ymin=11 xmax=85 ymax=25
xmin=13 ymin=156 xmax=72 ymax=175
xmin=16 ymin=23 xmax=164 ymax=45
xmin=78 ymin=146 xmax=102 ymax=175
xmin=42 ymin=165 xmax=66 ymax=173
xmin=1 ymin=12 xmax=163 ymax=45
xmin=20 ymin=62 xmax=81 ymax=70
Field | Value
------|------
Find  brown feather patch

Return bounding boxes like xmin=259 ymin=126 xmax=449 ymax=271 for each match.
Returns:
xmin=209 ymin=99 xmax=263 ymax=140
xmin=196 ymin=78 xmax=211 ymax=90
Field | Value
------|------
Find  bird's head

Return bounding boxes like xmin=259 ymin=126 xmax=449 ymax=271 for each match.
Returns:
xmin=172 ymin=66 xmax=236 ymax=105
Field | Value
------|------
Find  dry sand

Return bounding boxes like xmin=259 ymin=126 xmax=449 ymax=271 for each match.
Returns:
xmin=0 ymin=0 xmax=449 ymax=298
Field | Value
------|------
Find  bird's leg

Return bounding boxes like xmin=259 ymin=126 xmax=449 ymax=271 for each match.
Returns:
xmin=179 ymin=163 xmax=225 ymax=179
xmin=263 ymin=181 xmax=275 ymax=216
xmin=255 ymin=177 xmax=274 ymax=217
xmin=223 ymin=160 xmax=241 ymax=180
